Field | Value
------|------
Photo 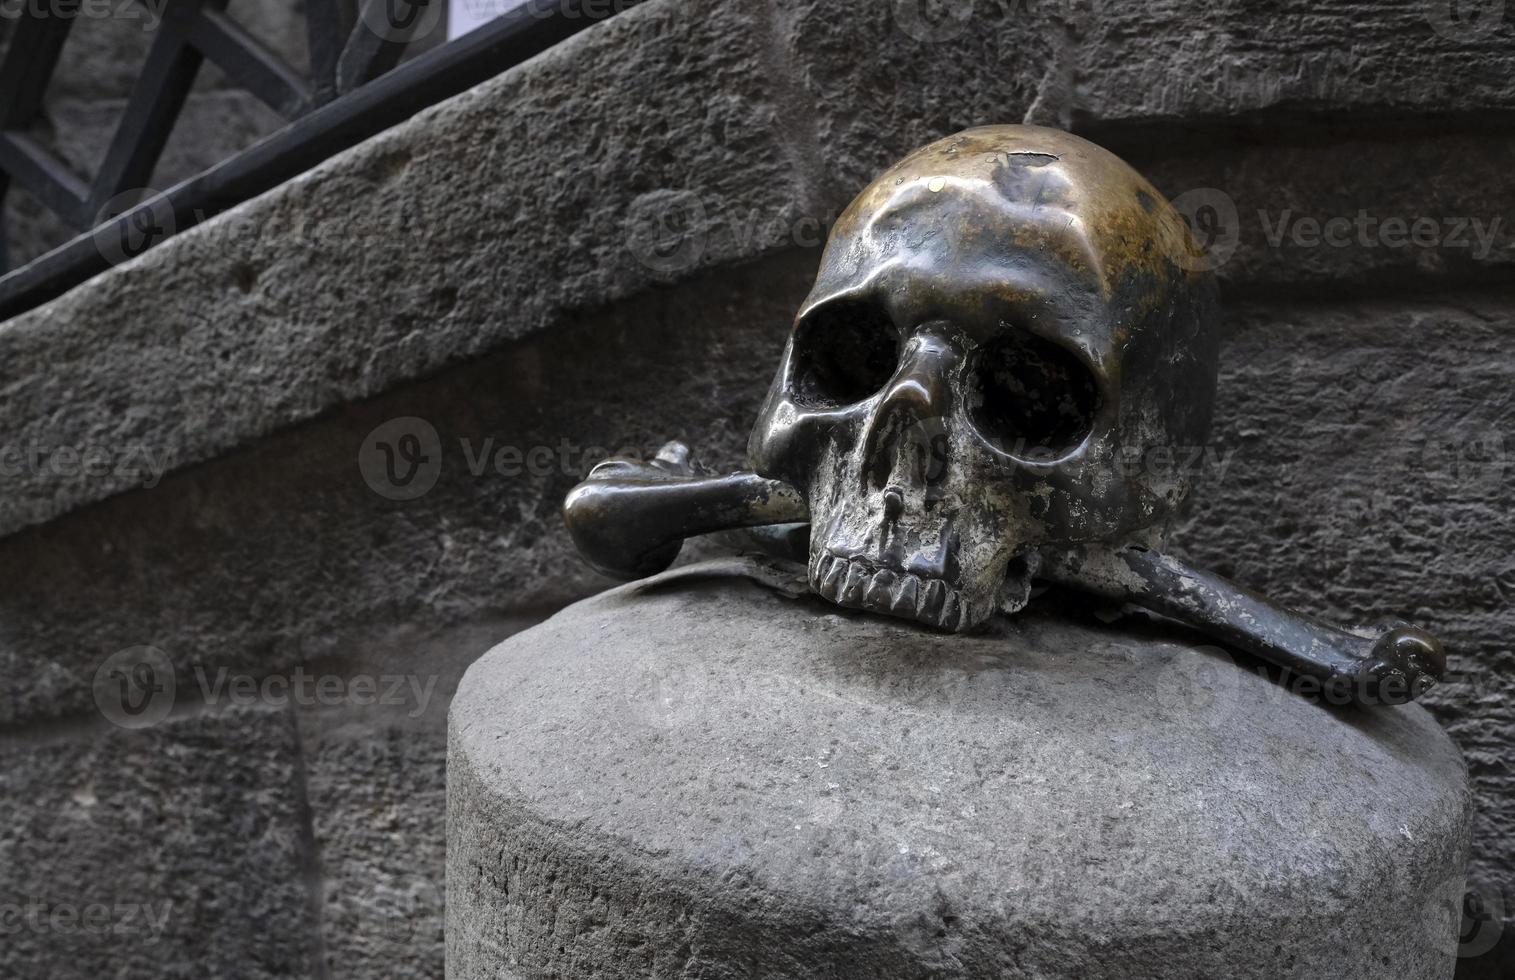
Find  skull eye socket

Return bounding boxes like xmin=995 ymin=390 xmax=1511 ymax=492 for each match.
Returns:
xmin=970 ymin=329 xmax=1101 ymax=459
xmin=789 ymin=300 xmax=899 ymax=407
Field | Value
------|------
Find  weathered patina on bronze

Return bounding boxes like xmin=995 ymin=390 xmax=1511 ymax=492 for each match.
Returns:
xmin=565 ymin=441 xmax=805 ymax=579
xmin=563 ymin=125 xmax=1446 ymax=706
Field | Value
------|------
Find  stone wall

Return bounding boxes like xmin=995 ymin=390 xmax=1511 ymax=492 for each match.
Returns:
xmin=0 ymin=0 xmax=1511 ymax=977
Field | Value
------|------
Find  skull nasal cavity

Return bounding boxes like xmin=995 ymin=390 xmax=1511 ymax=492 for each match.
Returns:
xmin=971 ymin=329 xmax=1101 ymax=459
xmin=790 ymin=300 xmax=898 ymax=407
xmin=863 ymin=398 xmax=950 ymax=494
xmin=862 ymin=341 xmax=958 ymax=494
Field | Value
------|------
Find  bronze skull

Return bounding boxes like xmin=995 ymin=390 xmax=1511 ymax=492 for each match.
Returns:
xmin=749 ymin=126 xmax=1220 ymax=631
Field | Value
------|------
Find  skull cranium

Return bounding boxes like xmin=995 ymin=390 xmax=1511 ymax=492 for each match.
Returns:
xmin=749 ymin=125 xmax=1221 ymax=632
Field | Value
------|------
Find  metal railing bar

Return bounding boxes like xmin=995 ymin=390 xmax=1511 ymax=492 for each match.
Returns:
xmin=0 ymin=132 xmax=89 ymax=227
xmin=0 ymin=11 xmax=73 ymax=128
xmin=89 ymin=28 xmax=206 ymax=216
xmin=187 ymin=8 xmax=316 ymax=119
xmin=335 ymin=0 xmax=422 ymax=96
xmin=0 ymin=0 xmax=641 ymax=322
xmin=304 ymin=0 xmax=357 ymax=103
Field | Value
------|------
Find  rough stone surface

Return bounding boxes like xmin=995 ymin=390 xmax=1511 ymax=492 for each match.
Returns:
xmin=1171 ymin=293 xmax=1515 ymax=973
xmin=312 ymin=723 xmax=449 ymax=979
xmin=0 ymin=705 xmax=322 ymax=979
xmin=3 ymin=267 xmax=1513 ymax=978
xmin=774 ymin=0 xmax=1059 ymax=206
xmin=449 ymin=559 xmax=1472 ymax=979
xmin=0 ymin=249 xmax=806 ymax=730
xmin=0 ymin=249 xmax=804 ymax=977
xmin=1068 ymin=0 xmax=1515 ymax=124
xmin=1132 ymin=132 xmax=1515 ymax=294
xmin=6 ymin=0 xmax=1511 ymax=541
xmin=299 ymin=617 xmax=540 ymax=980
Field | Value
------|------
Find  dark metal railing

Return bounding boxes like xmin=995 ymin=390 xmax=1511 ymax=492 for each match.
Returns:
xmin=0 ymin=0 xmax=638 ymax=321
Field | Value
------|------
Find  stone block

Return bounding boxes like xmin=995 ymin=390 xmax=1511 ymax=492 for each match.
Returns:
xmin=774 ymin=0 xmax=1063 ymax=206
xmin=1132 ymin=132 xmax=1515 ymax=291
xmin=0 ymin=705 xmax=321 ymax=979
xmin=0 ymin=250 xmax=811 ymax=728
xmin=298 ymin=617 xmax=539 ymax=980
xmin=1068 ymin=0 xmax=1515 ymax=124
xmin=449 ymin=559 xmax=1472 ymax=979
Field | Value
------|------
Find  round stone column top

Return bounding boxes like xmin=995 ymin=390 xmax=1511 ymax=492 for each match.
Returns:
xmin=447 ymin=558 xmax=1471 ymax=980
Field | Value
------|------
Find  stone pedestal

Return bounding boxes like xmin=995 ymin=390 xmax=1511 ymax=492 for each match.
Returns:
xmin=446 ymin=559 xmax=1471 ymax=979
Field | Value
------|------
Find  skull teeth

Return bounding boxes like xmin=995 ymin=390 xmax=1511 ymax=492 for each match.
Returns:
xmin=862 ymin=569 xmax=896 ymax=613
xmin=940 ymin=590 xmax=961 ymax=632
xmin=890 ymin=575 xmax=919 ymax=617
xmin=808 ymin=554 xmax=972 ymax=632
xmin=818 ymin=555 xmax=847 ymax=600
xmin=840 ymin=562 xmax=870 ymax=606
xmin=919 ymin=579 xmax=946 ymax=623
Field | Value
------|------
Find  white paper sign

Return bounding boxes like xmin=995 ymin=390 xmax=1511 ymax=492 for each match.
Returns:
xmin=448 ymin=0 xmax=527 ymax=40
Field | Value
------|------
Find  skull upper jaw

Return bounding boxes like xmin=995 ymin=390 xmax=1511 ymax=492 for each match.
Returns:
xmin=805 ymin=517 xmax=1038 ymax=633
xmin=804 ymin=483 xmax=1008 ymax=632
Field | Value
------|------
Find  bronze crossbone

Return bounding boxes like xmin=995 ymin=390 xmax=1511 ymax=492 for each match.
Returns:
xmin=564 ymin=451 xmax=1442 ymax=706
xmin=564 ymin=125 xmax=1445 ymax=707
